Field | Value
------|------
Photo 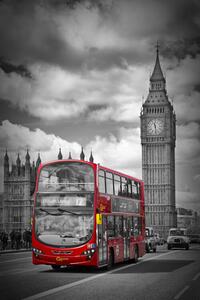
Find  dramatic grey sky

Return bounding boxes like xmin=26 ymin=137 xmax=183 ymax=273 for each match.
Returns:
xmin=0 ymin=0 xmax=200 ymax=212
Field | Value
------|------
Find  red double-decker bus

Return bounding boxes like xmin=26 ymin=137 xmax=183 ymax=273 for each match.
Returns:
xmin=32 ymin=159 xmax=145 ymax=270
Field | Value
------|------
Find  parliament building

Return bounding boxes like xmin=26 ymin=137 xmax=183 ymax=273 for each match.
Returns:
xmin=0 ymin=151 xmax=41 ymax=233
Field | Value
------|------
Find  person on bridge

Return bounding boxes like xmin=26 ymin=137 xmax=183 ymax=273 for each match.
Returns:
xmin=1 ymin=231 xmax=8 ymax=250
xmin=10 ymin=230 xmax=16 ymax=249
xmin=23 ymin=229 xmax=32 ymax=249
xmin=27 ymin=229 xmax=32 ymax=249
xmin=15 ymin=231 xmax=22 ymax=249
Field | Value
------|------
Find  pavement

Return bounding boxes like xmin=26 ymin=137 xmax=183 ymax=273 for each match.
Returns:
xmin=0 ymin=248 xmax=31 ymax=254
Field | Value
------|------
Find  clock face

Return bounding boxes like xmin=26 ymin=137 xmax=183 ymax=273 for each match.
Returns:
xmin=147 ymin=119 xmax=164 ymax=135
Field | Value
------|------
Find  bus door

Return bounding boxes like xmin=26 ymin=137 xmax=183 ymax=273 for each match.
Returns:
xmin=97 ymin=215 xmax=107 ymax=266
xmin=123 ymin=217 xmax=130 ymax=260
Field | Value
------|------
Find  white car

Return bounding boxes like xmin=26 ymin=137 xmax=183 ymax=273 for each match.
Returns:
xmin=145 ymin=227 xmax=157 ymax=253
xmin=167 ymin=228 xmax=190 ymax=250
xmin=154 ymin=233 xmax=165 ymax=245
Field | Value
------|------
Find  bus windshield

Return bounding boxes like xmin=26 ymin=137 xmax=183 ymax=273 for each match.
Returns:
xmin=35 ymin=162 xmax=95 ymax=247
xmin=38 ymin=162 xmax=94 ymax=192
xmin=35 ymin=209 xmax=94 ymax=247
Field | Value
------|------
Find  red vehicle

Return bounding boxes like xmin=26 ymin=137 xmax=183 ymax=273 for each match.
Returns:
xmin=32 ymin=159 xmax=145 ymax=270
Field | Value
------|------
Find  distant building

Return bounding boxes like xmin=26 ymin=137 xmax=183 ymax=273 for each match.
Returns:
xmin=140 ymin=45 xmax=177 ymax=239
xmin=1 ymin=150 xmax=41 ymax=233
xmin=177 ymin=207 xmax=199 ymax=230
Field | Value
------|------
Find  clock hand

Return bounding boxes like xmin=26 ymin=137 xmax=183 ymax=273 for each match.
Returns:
xmin=154 ymin=122 xmax=156 ymax=133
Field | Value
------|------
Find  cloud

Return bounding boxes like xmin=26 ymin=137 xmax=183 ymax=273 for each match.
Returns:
xmin=162 ymin=38 xmax=200 ymax=61
xmin=86 ymin=126 xmax=142 ymax=177
xmin=175 ymin=122 xmax=200 ymax=210
xmin=0 ymin=120 xmax=142 ymax=191
xmin=0 ymin=120 xmax=80 ymax=158
xmin=176 ymin=122 xmax=200 ymax=165
xmin=0 ymin=0 xmax=82 ymax=70
xmin=0 ymin=0 xmax=199 ymax=126
xmin=0 ymin=58 xmax=32 ymax=78
xmin=177 ymin=122 xmax=200 ymax=139
xmin=165 ymin=55 xmax=200 ymax=125
xmin=194 ymin=174 xmax=200 ymax=181
xmin=0 ymin=62 xmax=147 ymax=122
xmin=176 ymin=190 xmax=200 ymax=213
xmin=0 ymin=0 xmax=199 ymax=71
xmin=0 ymin=120 xmax=141 ymax=172
xmin=0 ymin=66 xmax=87 ymax=120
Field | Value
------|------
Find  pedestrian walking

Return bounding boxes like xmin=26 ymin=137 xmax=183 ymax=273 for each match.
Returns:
xmin=23 ymin=229 xmax=28 ymax=248
xmin=0 ymin=231 xmax=3 ymax=250
xmin=23 ymin=229 xmax=31 ymax=248
xmin=15 ymin=231 xmax=22 ymax=249
xmin=10 ymin=230 xmax=16 ymax=249
xmin=1 ymin=231 xmax=8 ymax=250
xmin=27 ymin=229 xmax=32 ymax=249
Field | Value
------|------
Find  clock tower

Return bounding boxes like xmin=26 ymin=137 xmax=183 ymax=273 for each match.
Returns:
xmin=140 ymin=46 xmax=177 ymax=239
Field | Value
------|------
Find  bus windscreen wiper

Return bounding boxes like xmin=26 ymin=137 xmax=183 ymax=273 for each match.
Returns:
xmin=39 ymin=208 xmax=62 ymax=216
xmin=57 ymin=208 xmax=79 ymax=215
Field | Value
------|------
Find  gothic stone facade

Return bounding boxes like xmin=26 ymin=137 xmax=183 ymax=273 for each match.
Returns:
xmin=1 ymin=151 xmax=41 ymax=233
xmin=140 ymin=48 xmax=177 ymax=239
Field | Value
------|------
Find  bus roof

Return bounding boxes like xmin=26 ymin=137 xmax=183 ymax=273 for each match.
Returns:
xmin=37 ymin=159 xmax=143 ymax=184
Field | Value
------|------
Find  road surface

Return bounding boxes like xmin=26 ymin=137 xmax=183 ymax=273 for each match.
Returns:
xmin=1 ymin=244 xmax=200 ymax=300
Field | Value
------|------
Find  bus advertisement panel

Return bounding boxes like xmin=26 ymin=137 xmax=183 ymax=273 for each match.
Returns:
xmin=32 ymin=160 xmax=145 ymax=270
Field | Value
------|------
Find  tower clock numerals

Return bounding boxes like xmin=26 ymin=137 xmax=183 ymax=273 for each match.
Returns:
xmin=147 ymin=119 xmax=164 ymax=135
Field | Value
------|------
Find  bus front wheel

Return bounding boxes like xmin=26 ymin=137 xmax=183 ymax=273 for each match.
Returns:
xmin=107 ymin=249 xmax=114 ymax=270
xmin=133 ymin=246 xmax=139 ymax=263
xmin=51 ymin=265 xmax=61 ymax=271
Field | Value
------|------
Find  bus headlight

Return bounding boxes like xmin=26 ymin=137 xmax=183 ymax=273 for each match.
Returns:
xmin=81 ymin=249 xmax=96 ymax=258
xmin=32 ymin=247 xmax=44 ymax=255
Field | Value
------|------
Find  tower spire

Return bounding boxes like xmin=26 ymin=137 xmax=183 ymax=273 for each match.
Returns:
xmin=80 ymin=146 xmax=85 ymax=161
xmin=16 ymin=153 xmax=21 ymax=166
xmin=25 ymin=149 xmax=30 ymax=165
xmin=4 ymin=149 xmax=9 ymax=178
xmin=89 ymin=150 xmax=94 ymax=163
xmin=58 ymin=148 xmax=63 ymax=160
xmin=150 ymin=42 xmax=165 ymax=82
xmin=4 ymin=149 xmax=9 ymax=164
xmin=16 ymin=153 xmax=21 ymax=176
xmin=156 ymin=40 xmax=159 ymax=54
xmin=36 ymin=153 xmax=41 ymax=169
